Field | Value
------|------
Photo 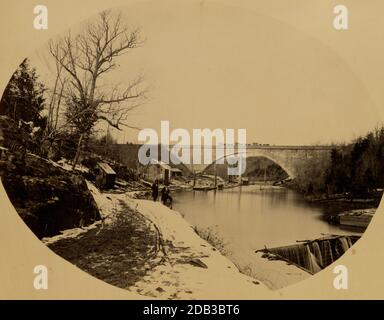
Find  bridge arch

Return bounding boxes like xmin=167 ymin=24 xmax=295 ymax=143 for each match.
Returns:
xmin=201 ymin=150 xmax=295 ymax=179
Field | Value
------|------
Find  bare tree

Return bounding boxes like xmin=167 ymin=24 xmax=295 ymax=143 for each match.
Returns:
xmin=39 ymin=54 xmax=68 ymax=157
xmin=48 ymin=10 xmax=146 ymax=169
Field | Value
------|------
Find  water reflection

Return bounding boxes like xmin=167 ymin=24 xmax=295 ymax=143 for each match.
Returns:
xmin=173 ymin=185 xmax=361 ymax=254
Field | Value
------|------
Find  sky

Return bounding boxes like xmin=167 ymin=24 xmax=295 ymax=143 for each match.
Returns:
xmin=29 ymin=1 xmax=382 ymax=146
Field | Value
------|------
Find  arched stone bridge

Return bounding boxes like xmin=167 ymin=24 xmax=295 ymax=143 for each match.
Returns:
xmin=112 ymin=143 xmax=336 ymax=179
xmin=184 ymin=145 xmax=335 ymax=179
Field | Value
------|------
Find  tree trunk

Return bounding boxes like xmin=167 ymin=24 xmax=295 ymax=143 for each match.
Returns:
xmin=47 ymin=74 xmax=59 ymax=132
xmin=54 ymin=80 xmax=65 ymax=131
xmin=72 ymin=133 xmax=84 ymax=170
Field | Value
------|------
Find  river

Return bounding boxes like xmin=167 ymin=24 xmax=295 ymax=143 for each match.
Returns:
xmin=172 ymin=185 xmax=362 ymax=288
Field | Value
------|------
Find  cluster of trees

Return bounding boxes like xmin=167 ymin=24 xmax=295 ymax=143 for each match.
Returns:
xmin=0 ymin=59 xmax=47 ymax=152
xmin=325 ymin=127 xmax=384 ymax=196
xmin=245 ymin=157 xmax=288 ymax=181
xmin=292 ymin=127 xmax=384 ymax=197
xmin=0 ymin=59 xmax=46 ymax=125
xmin=290 ymin=153 xmax=330 ymax=195
xmin=0 ymin=10 xmax=145 ymax=169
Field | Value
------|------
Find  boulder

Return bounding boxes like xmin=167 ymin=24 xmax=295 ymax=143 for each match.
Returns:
xmin=1 ymin=151 xmax=101 ymax=239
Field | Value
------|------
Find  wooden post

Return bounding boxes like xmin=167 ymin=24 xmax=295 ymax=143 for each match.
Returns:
xmin=239 ymin=156 xmax=243 ymax=186
xmin=214 ymin=162 xmax=217 ymax=189
xmin=264 ymin=167 xmax=267 ymax=186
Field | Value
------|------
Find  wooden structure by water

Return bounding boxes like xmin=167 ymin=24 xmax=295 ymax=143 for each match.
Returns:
xmin=95 ymin=162 xmax=116 ymax=189
xmin=193 ymin=186 xmax=217 ymax=191
xmin=256 ymin=235 xmax=360 ymax=274
xmin=339 ymin=210 xmax=374 ymax=228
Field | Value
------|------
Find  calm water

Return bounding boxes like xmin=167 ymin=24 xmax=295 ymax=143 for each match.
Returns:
xmin=172 ymin=185 xmax=361 ymax=286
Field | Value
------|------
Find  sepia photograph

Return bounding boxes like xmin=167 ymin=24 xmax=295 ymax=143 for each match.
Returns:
xmin=0 ymin=1 xmax=383 ymax=301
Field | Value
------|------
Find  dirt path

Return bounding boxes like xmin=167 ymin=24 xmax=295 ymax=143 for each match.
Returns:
xmin=44 ymin=184 xmax=273 ymax=299
xmin=47 ymin=198 xmax=161 ymax=290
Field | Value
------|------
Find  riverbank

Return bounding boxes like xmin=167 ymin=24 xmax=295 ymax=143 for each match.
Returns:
xmin=131 ymin=186 xmax=316 ymax=292
xmin=45 ymin=183 xmax=275 ymax=299
xmin=43 ymin=185 xmax=161 ymax=293
xmin=128 ymin=199 xmax=274 ymax=298
xmin=28 ymin=178 xmax=364 ymax=293
xmin=172 ymin=184 xmax=368 ymax=289
xmin=306 ymin=195 xmax=379 ymax=229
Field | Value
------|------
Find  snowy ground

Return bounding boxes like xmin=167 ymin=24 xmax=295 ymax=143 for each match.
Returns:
xmin=44 ymin=180 xmax=308 ymax=298
xmin=123 ymin=198 xmax=274 ymax=299
xmin=238 ymin=252 xmax=310 ymax=290
xmin=42 ymin=181 xmax=116 ymax=246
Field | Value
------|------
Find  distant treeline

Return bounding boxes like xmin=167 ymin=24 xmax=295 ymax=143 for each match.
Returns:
xmin=246 ymin=157 xmax=288 ymax=181
xmin=292 ymin=126 xmax=384 ymax=197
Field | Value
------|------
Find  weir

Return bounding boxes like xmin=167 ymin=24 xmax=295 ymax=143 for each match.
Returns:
xmin=258 ymin=235 xmax=360 ymax=274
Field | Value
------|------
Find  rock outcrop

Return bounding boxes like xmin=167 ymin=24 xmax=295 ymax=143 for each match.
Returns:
xmin=2 ymin=151 xmax=101 ymax=239
xmin=0 ymin=115 xmax=101 ymax=239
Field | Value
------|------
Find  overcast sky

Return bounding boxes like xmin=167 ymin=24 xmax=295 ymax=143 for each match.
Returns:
xmin=30 ymin=1 xmax=382 ymax=145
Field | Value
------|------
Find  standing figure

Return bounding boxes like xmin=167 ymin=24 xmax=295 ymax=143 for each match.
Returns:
xmin=161 ymin=185 xmax=173 ymax=208
xmin=151 ymin=179 xmax=159 ymax=201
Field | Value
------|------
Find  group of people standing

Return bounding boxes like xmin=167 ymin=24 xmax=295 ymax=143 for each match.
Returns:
xmin=151 ymin=179 xmax=173 ymax=208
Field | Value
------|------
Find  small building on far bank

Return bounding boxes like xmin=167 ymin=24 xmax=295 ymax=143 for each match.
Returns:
xmin=95 ymin=162 xmax=116 ymax=189
xmin=170 ymin=168 xmax=183 ymax=178
xmin=143 ymin=160 xmax=173 ymax=184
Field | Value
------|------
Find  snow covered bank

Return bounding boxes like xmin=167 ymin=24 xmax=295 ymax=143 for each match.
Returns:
xmin=124 ymin=198 xmax=274 ymax=299
xmin=42 ymin=180 xmax=306 ymax=297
